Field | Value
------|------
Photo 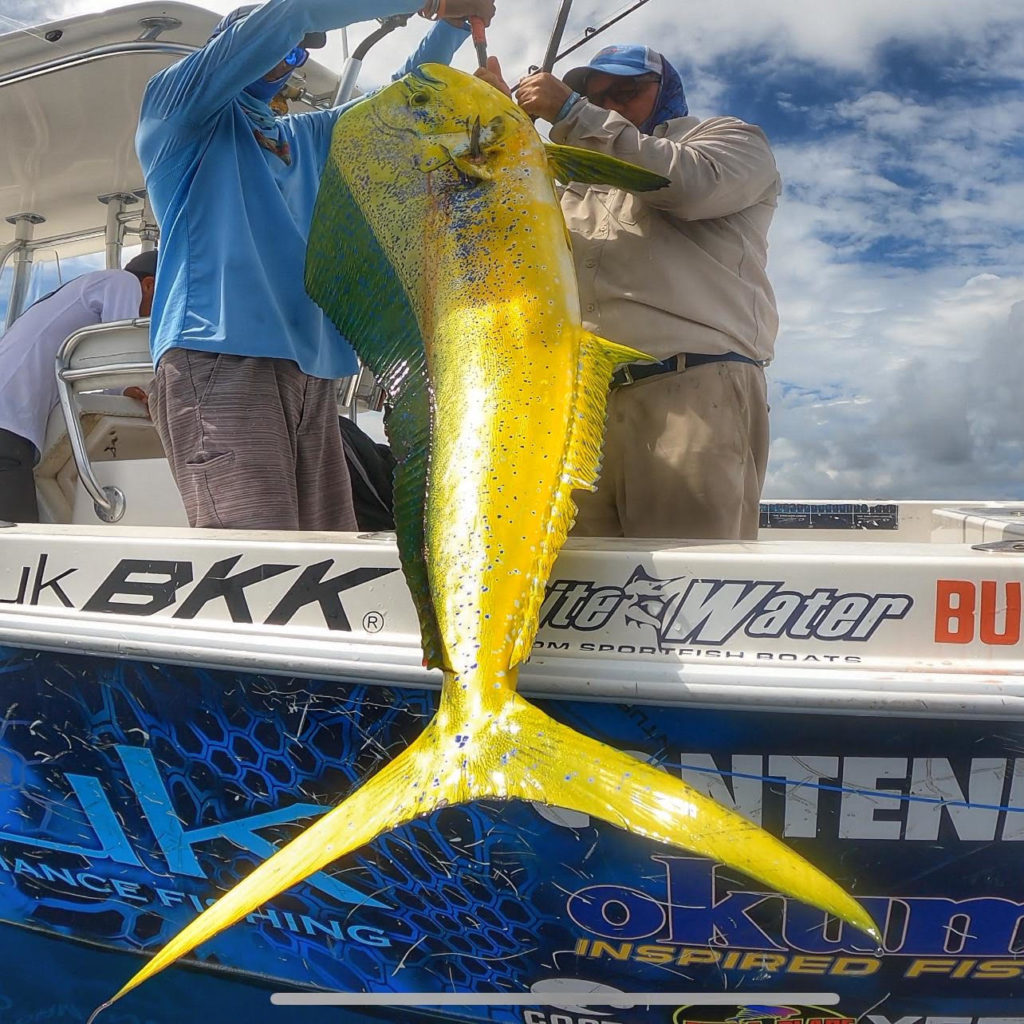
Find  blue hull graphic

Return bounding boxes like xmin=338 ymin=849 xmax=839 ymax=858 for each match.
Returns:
xmin=1 ymin=645 xmax=1023 ymax=1023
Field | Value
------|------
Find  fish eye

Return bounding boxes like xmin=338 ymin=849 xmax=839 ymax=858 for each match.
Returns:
xmin=409 ymin=91 xmax=430 ymax=107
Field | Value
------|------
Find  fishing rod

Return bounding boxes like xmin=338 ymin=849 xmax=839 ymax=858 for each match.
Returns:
xmin=530 ymin=0 xmax=657 ymax=74
xmin=539 ymin=0 xmax=574 ymax=73
xmin=551 ymin=0 xmax=655 ymax=68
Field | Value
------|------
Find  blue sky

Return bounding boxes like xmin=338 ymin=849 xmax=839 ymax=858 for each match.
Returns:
xmin=3 ymin=0 xmax=1023 ymax=499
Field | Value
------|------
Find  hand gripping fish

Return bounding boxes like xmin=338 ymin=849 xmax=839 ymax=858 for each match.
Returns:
xmin=93 ymin=65 xmax=877 ymax=1015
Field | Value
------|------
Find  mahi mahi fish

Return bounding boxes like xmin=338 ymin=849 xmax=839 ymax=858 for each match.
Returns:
xmin=94 ymin=64 xmax=877 ymax=1014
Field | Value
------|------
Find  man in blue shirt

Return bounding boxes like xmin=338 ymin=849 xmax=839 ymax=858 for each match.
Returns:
xmin=137 ymin=0 xmax=495 ymax=530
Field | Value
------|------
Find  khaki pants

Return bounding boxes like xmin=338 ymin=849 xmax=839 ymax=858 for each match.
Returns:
xmin=572 ymin=360 xmax=769 ymax=540
xmin=151 ymin=348 xmax=357 ymax=531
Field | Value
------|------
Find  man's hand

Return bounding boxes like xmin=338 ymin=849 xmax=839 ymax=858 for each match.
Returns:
xmin=515 ymin=72 xmax=573 ymax=123
xmin=443 ymin=0 xmax=495 ymax=27
xmin=123 ymin=386 xmax=150 ymax=416
xmin=474 ymin=55 xmax=511 ymax=97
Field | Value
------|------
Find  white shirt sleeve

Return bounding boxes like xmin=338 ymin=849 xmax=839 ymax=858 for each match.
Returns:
xmin=82 ymin=269 xmax=143 ymax=323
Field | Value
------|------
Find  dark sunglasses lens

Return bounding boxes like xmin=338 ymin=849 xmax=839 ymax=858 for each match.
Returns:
xmin=285 ymin=46 xmax=308 ymax=68
xmin=588 ymin=79 xmax=650 ymax=105
xmin=611 ymin=84 xmax=642 ymax=102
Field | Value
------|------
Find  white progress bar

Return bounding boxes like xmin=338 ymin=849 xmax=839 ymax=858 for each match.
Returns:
xmin=272 ymin=992 xmax=841 ymax=1007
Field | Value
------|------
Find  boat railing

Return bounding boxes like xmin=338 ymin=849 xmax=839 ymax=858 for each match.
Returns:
xmin=0 ymin=38 xmax=334 ymax=109
xmin=48 ymin=320 xmax=380 ymax=524
xmin=53 ymin=318 xmax=154 ymax=523
xmin=339 ymin=364 xmax=386 ymax=421
xmin=0 ymin=40 xmax=193 ymax=91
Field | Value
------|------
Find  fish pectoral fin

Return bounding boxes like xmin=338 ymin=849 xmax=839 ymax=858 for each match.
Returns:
xmin=449 ymin=149 xmax=494 ymax=181
xmin=445 ymin=119 xmax=502 ymax=180
xmin=501 ymin=694 xmax=881 ymax=945
xmin=544 ymin=143 xmax=671 ymax=191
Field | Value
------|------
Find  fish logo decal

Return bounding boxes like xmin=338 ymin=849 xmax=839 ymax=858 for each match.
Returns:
xmin=622 ymin=565 xmax=691 ymax=632
xmin=675 ymin=1007 xmax=853 ymax=1024
xmin=728 ymin=1009 xmax=800 ymax=1023
xmin=92 ymin=65 xmax=878 ymax=1015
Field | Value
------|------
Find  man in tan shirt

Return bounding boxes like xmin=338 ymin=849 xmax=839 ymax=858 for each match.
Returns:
xmin=483 ymin=45 xmax=780 ymax=540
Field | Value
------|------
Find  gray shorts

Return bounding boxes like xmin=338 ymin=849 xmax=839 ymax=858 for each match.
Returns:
xmin=151 ymin=348 xmax=356 ymax=531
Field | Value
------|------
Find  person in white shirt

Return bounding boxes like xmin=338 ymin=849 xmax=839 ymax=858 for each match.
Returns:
xmin=0 ymin=250 xmax=157 ymax=523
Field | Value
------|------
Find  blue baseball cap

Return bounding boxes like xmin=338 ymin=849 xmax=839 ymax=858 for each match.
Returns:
xmin=563 ymin=44 xmax=663 ymax=92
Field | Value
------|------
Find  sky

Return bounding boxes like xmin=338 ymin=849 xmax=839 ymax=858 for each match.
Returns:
xmin=2 ymin=0 xmax=1023 ymax=501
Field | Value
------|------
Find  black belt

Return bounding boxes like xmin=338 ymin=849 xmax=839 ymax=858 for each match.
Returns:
xmin=610 ymin=351 xmax=766 ymax=388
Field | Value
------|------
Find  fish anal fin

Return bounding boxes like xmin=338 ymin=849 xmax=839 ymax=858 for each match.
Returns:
xmin=545 ymin=143 xmax=670 ymax=191
xmin=507 ymin=331 xmax=651 ymax=667
xmin=564 ymin=332 xmax=651 ymax=497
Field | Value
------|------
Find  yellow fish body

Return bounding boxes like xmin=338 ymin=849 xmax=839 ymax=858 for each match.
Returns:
xmin=93 ymin=65 xmax=877 ymax=1016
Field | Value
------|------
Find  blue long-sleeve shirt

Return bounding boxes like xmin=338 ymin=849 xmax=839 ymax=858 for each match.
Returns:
xmin=137 ymin=0 xmax=469 ymax=379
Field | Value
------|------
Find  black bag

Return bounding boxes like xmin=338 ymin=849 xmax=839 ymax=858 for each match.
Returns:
xmin=338 ymin=415 xmax=396 ymax=531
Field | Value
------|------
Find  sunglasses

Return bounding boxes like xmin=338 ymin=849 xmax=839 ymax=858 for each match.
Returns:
xmin=284 ymin=45 xmax=309 ymax=69
xmin=586 ymin=76 xmax=659 ymax=107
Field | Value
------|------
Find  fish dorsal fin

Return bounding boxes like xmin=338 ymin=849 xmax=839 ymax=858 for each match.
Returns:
xmin=544 ymin=143 xmax=670 ymax=191
xmin=565 ymin=332 xmax=650 ymax=490
xmin=305 ymin=121 xmax=444 ymax=670
xmin=508 ymin=330 xmax=650 ymax=667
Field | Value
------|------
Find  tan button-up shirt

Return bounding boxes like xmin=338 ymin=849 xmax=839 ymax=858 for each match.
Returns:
xmin=549 ymin=101 xmax=781 ymax=363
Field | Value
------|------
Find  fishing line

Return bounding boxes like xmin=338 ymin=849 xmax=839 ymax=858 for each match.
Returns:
xmin=670 ymin=761 xmax=1024 ymax=815
xmin=550 ymin=0 xmax=657 ymax=67
xmin=510 ymin=0 xmax=658 ymax=92
xmin=0 ymin=12 xmax=54 ymax=43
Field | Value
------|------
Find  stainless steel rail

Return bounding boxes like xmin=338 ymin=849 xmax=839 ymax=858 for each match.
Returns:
xmin=0 ymin=39 xmax=332 ymax=108
xmin=0 ymin=226 xmax=107 ymax=297
xmin=0 ymin=41 xmax=195 ymax=90
xmin=54 ymin=318 xmax=152 ymax=523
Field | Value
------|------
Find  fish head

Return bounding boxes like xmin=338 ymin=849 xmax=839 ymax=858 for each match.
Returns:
xmin=368 ymin=63 xmax=537 ymax=183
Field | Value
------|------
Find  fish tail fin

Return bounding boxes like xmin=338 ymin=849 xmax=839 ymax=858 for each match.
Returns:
xmin=500 ymin=693 xmax=881 ymax=944
xmin=96 ymin=685 xmax=877 ymax=1016
xmin=94 ymin=721 xmax=450 ymax=1017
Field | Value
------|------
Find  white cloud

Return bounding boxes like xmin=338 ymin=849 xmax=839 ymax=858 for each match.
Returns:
xmin=767 ymin=280 xmax=1024 ymax=498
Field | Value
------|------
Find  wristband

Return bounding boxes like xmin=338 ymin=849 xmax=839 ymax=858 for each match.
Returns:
xmin=418 ymin=0 xmax=447 ymax=19
xmin=553 ymin=90 xmax=582 ymax=123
